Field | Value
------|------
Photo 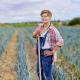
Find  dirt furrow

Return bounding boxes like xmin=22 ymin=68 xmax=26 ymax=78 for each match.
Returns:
xmin=0 ymin=31 xmax=18 ymax=80
xmin=23 ymin=32 xmax=39 ymax=80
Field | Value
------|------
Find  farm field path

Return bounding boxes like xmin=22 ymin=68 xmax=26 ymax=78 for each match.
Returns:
xmin=0 ymin=31 xmax=18 ymax=80
xmin=23 ymin=32 xmax=39 ymax=80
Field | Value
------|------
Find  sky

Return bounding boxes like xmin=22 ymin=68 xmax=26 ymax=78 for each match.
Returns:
xmin=0 ymin=0 xmax=80 ymax=23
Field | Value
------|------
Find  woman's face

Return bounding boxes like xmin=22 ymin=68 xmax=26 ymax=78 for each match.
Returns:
xmin=41 ymin=13 xmax=51 ymax=23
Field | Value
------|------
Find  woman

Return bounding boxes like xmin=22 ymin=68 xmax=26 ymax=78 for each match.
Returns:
xmin=32 ymin=10 xmax=64 ymax=80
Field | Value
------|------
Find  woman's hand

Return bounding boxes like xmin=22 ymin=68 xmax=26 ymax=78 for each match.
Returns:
xmin=44 ymin=46 xmax=60 ymax=56
xmin=44 ymin=50 xmax=53 ymax=56
xmin=32 ymin=32 xmax=37 ymax=38
xmin=32 ymin=30 xmax=41 ymax=38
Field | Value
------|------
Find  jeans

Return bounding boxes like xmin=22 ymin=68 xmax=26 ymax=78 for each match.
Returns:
xmin=36 ymin=49 xmax=53 ymax=80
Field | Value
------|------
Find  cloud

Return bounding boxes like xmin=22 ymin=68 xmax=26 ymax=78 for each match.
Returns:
xmin=0 ymin=0 xmax=80 ymax=23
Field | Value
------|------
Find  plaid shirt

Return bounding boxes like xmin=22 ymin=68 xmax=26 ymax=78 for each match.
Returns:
xmin=34 ymin=23 xmax=64 ymax=50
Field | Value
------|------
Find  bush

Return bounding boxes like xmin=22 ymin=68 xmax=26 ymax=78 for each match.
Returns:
xmin=68 ymin=17 xmax=80 ymax=26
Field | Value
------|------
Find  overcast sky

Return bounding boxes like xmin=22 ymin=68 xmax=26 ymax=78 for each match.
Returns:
xmin=0 ymin=0 xmax=80 ymax=23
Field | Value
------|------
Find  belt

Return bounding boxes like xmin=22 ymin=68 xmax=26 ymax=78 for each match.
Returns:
xmin=40 ymin=48 xmax=52 ymax=56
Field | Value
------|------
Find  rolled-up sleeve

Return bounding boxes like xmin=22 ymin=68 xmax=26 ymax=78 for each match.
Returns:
xmin=34 ymin=26 xmax=41 ymax=33
xmin=34 ymin=24 xmax=43 ymax=33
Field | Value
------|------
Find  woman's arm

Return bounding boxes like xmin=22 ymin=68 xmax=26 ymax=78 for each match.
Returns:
xmin=52 ymin=46 xmax=60 ymax=53
xmin=52 ymin=27 xmax=64 ymax=54
xmin=32 ymin=24 xmax=42 ymax=39
xmin=44 ymin=26 xmax=64 ymax=56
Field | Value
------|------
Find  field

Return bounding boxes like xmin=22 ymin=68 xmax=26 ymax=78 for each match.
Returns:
xmin=0 ymin=26 xmax=80 ymax=80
